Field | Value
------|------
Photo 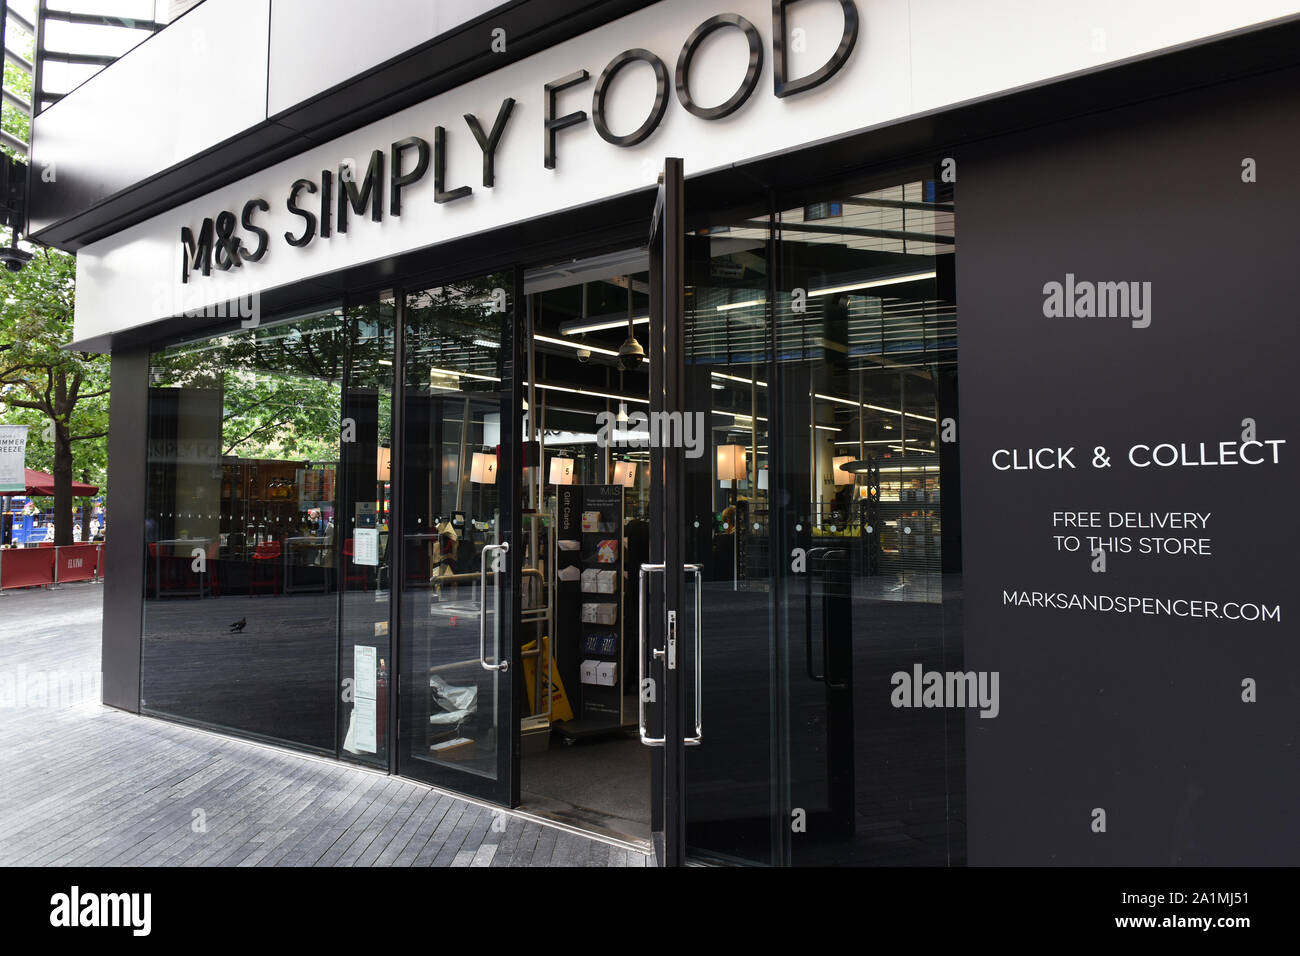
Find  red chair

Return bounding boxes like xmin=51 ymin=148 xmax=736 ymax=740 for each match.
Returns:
xmin=151 ymin=541 xmax=205 ymax=597
xmin=249 ymin=540 xmax=282 ymax=596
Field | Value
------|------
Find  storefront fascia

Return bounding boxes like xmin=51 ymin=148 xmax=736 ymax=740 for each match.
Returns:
xmin=61 ymin=0 xmax=1300 ymax=866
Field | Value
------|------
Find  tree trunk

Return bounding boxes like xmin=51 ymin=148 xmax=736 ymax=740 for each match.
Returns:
xmin=53 ymin=422 xmax=74 ymax=546
xmin=53 ymin=371 xmax=74 ymax=547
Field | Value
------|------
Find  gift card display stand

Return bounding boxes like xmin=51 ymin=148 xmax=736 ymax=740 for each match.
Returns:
xmin=552 ymin=483 xmax=633 ymax=743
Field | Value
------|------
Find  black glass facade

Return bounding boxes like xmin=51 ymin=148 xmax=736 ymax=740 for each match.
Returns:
xmin=133 ymin=161 xmax=968 ymax=865
xmin=142 ymin=302 xmax=395 ymax=767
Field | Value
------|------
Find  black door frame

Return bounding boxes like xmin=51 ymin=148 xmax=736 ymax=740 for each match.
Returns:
xmin=647 ymin=157 xmax=687 ymax=866
xmin=390 ymin=267 xmax=526 ymax=807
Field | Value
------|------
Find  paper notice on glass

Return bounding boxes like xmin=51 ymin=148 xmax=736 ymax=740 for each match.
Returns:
xmin=353 ymin=527 xmax=379 ymax=566
xmin=353 ymin=696 xmax=377 ymax=754
xmin=354 ymin=645 xmax=377 ymax=701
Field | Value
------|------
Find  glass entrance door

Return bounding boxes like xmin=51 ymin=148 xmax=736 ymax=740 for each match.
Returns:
xmin=645 ymin=163 xmax=963 ymax=866
xmin=772 ymin=178 xmax=961 ymax=865
xmin=645 ymin=159 xmax=779 ymax=866
xmin=397 ymin=271 xmax=522 ymax=803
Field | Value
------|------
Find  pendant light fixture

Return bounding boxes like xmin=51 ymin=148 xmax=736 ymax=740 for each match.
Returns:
xmin=616 ymin=276 xmax=645 ymax=371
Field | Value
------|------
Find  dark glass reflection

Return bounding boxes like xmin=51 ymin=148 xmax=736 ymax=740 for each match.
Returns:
xmin=142 ymin=309 xmax=347 ymax=751
xmin=774 ymin=177 xmax=963 ymax=865
xmin=399 ymin=274 xmax=512 ymax=784
xmin=682 ymin=224 xmax=776 ymax=865
xmin=337 ymin=298 xmax=395 ymax=768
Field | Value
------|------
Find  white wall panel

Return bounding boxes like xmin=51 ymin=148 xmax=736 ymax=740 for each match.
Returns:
xmin=73 ymin=0 xmax=1300 ymax=344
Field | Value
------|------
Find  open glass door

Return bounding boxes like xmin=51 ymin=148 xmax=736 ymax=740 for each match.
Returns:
xmin=643 ymin=157 xmax=689 ymax=866
xmin=645 ymin=159 xmax=783 ymax=867
xmin=397 ymin=271 xmax=522 ymax=804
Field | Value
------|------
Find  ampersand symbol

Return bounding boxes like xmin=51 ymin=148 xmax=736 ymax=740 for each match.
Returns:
xmin=1092 ymin=446 xmax=1111 ymax=468
xmin=213 ymin=211 xmax=243 ymax=271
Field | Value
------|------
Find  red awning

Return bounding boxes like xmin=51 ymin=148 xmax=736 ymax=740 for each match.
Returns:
xmin=22 ymin=468 xmax=99 ymax=497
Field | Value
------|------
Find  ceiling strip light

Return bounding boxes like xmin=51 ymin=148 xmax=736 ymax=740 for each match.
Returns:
xmin=560 ymin=315 xmax=650 ymax=335
xmin=534 ymin=334 xmax=619 ymax=357
xmin=809 ymin=270 xmax=938 ymax=297
xmin=716 ymin=298 xmax=767 ymax=312
xmin=814 ymin=392 xmax=937 ymax=423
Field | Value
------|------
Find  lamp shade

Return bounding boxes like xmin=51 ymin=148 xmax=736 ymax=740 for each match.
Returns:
xmin=613 ymin=460 xmax=637 ymax=487
xmin=833 ymin=455 xmax=855 ymax=485
xmin=470 ymin=451 xmax=497 ymax=484
xmin=548 ymin=456 xmax=575 ymax=485
xmin=717 ymin=444 xmax=747 ymax=482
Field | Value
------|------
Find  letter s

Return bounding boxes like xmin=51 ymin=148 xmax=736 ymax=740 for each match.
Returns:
xmin=241 ymin=198 xmax=270 ymax=261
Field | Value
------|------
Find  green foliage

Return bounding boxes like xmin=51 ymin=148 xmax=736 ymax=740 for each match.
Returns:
xmin=2 ymin=57 xmax=32 ymax=153
xmin=0 ymin=246 xmax=110 ymax=510
xmin=152 ymin=310 xmax=347 ymax=465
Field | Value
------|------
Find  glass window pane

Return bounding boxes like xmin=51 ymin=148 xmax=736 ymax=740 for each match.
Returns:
xmin=400 ymin=274 xmax=512 ymax=781
xmin=338 ymin=295 xmax=396 ymax=767
xmin=142 ymin=307 xmax=345 ymax=753
xmin=775 ymin=173 xmax=961 ymax=865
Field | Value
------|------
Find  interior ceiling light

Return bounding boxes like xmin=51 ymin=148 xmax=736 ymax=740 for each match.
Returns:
xmin=525 ymin=382 xmax=649 ymax=405
xmin=430 ymin=367 xmax=501 ymax=382
xmin=814 ymin=392 xmax=937 ymax=423
xmin=809 ymin=270 xmax=938 ymax=297
xmin=534 ymin=334 xmax=618 ymax=357
xmin=716 ymin=298 xmax=766 ymax=312
xmin=834 ymin=438 xmax=917 ymax=446
xmin=560 ymin=314 xmax=650 ymax=335
xmin=711 ymin=371 xmax=769 ymax=388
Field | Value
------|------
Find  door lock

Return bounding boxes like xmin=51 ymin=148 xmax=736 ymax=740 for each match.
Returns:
xmin=667 ymin=610 xmax=677 ymax=670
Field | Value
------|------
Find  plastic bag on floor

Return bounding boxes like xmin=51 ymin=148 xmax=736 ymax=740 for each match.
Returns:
xmin=429 ymin=674 xmax=478 ymax=724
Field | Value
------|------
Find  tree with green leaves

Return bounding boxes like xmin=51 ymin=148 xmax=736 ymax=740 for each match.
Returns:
xmin=0 ymin=247 xmax=109 ymax=543
xmin=0 ymin=50 xmax=109 ymax=544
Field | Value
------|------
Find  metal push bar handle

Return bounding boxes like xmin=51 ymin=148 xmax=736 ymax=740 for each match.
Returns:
xmin=479 ymin=542 xmax=509 ymax=672
xmin=637 ymin=563 xmax=704 ymax=747
xmin=683 ymin=563 xmax=702 ymax=746
xmin=638 ymin=563 xmax=666 ymax=746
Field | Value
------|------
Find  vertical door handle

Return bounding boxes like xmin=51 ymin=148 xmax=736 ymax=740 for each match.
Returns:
xmin=683 ymin=564 xmax=702 ymax=746
xmin=805 ymin=547 xmax=827 ymax=682
xmin=638 ymin=563 xmax=703 ymax=747
xmin=480 ymin=541 xmax=509 ymax=672
xmin=638 ymin=563 xmax=666 ymax=746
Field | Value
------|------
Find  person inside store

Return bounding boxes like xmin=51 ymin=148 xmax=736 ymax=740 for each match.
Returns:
xmin=830 ymin=483 xmax=853 ymax=530
xmin=430 ymin=520 xmax=460 ymax=592
xmin=710 ymin=503 xmax=737 ymax=579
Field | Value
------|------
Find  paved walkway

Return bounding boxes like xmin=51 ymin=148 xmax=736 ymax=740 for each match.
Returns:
xmin=0 ymin=584 xmax=650 ymax=866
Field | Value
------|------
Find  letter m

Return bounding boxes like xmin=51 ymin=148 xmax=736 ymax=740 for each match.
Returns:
xmin=658 ymin=410 xmax=685 ymax=449
xmin=101 ymin=893 xmax=130 ymax=926
xmin=946 ymin=671 xmax=977 ymax=709
xmin=338 ymin=150 xmax=385 ymax=233
xmin=1097 ymin=281 xmax=1129 ymax=319
xmin=180 ymin=219 xmax=215 ymax=283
